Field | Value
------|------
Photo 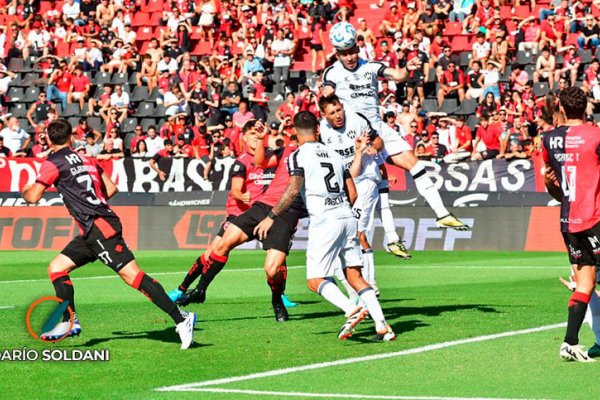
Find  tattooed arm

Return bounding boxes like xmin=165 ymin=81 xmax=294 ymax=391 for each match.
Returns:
xmin=253 ymin=175 xmax=304 ymax=240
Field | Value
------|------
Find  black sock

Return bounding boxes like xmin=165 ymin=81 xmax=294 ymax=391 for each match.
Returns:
xmin=50 ymin=272 xmax=75 ymax=322
xmin=133 ymin=272 xmax=185 ymax=324
xmin=564 ymin=292 xmax=590 ymax=345
xmin=197 ymin=252 xmax=228 ymax=291
xmin=178 ymin=254 xmax=205 ymax=292
xmin=267 ymin=264 xmax=287 ymax=304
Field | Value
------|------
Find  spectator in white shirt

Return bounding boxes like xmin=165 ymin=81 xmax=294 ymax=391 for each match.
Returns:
xmin=271 ymin=29 xmax=294 ymax=101
xmin=109 ymin=84 xmax=130 ymax=120
xmin=145 ymin=126 xmax=164 ymax=157
xmin=0 ymin=117 xmax=30 ymax=156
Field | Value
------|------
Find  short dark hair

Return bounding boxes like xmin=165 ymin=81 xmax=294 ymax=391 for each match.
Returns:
xmin=559 ymin=86 xmax=587 ymax=119
xmin=47 ymin=119 xmax=72 ymax=145
xmin=318 ymin=94 xmax=342 ymax=112
xmin=164 ymin=139 xmax=173 ymax=146
xmin=293 ymin=111 xmax=318 ymax=134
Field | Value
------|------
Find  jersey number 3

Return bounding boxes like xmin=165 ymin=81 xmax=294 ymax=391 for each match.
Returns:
xmin=321 ymin=162 xmax=340 ymax=193
xmin=77 ymin=175 xmax=102 ymax=205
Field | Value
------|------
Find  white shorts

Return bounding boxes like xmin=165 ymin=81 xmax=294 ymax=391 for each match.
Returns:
xmin=374 ymin=120 xmax=412 ymax=157
xmin=306 ymin=217 xmax=363 ymax=279
xmin=353 ymin=179 xmax=379 ymax=233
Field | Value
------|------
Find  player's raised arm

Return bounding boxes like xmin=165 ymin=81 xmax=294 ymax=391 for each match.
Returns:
xmin=22 ymin=182 xmax=46 ymax=204
xmin=100 ymin=172 xmax=118 ymax=200
xmin=343 ymin=170 xmax=357 ymax=207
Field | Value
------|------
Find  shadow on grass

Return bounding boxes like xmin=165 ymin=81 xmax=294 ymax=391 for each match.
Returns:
xmin=80 ymin=327 xmax=210 ymax=349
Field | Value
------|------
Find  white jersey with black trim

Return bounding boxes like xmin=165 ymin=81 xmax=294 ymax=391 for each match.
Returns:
xmin=319 ymin=110 xmax=382 ymax=184
xmin=287 ymin=141 xmax=354 ymax=222
xmin=322 ymin=58 xmax=386 ymax=123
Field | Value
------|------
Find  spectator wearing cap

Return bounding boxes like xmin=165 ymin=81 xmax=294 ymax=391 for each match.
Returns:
xmin=174 ymin=134 xmax=195 ymax=158
xmin=533 ymin=47 xmax=556 ymax=90
xmin=449 ymin=0 xmax=475 ymax=23
xmin=418 ymin=4 xmax=440 ymax=37
xmin=437 ymin=61 xmax=465 ymax=107
xmin=271 ymin=29 xmax=295 ymax=101
xmin=0 ymin=136 xmax=11 ymax=158
xmin=242 ymin=48 xmax=265 ymax=83
xmin=0 ymin=66 xmax=16 ymax=111
xmin=465 ymin=60 xmax=484 ymax=101
xmin=478 ymin=60 xmax=501 ymax=101
xmin=248 ymin=70 xmax=269 ymax=122
xmin=380 ymin=4 xmax=402 ymax=37
xmin=356 ymin=18 xmax=376 ymax=45
xmin=46 ymin=59 xmax=71 ymax=109
xmin=221 ymin=81 xmax=241 ymax=115
xmin=0 ymin=117 xmax=30 ymax=157
xmin=356 ymin=34 xmax=375 ymax=61
xmin=405 ymin=39 xmax=429 ymax=103
xmin=376 ymin=40 xmax=398 ymax=70
xmin=26 ymin=21 xmax=51 ymax=59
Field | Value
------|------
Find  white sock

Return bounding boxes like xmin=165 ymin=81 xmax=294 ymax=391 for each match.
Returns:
xmin=588 ymin=291 xmax=600 ymax=345
xmin=358 ymin=287 xmax=387 ymax=331
xmin=362 ymin=248 xmax=375 ymax=286
xmin=377 ymin=192 xmax=400 ymax=246
xmin=318 ymin=280 xmax=355 ymax=316
xmin=410 ymin=161 xmax=449 ymax=219
xmin=334 ymin=265 xmax=358 ymax=303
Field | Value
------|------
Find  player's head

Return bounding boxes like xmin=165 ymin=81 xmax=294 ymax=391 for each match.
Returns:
xmin=242 ymin=119 xmax=260 ymax=151
xmin=318 ymin=95 xmax=345 ymax=129
xmin=47 ymin=118 xmax=73 ymax=146
xmin=559 ymin=86 xmax=587 ymax=120
xmin=293 ymin=111 xmax=318 ymax=144
xmin=335 ymin=45 xmax=360 ymax=70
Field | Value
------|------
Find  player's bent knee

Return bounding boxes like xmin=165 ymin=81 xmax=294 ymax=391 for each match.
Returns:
xmin=48 ymin=254 xmax=77 ymax=275
xmin=307 ymin=278 xmax=325 ymax=293
xmin=119 ymin=260 xmax=142 ymax=287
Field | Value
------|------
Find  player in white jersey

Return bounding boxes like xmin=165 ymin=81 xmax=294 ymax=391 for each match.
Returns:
xmin=254 ymin=112 xmax=395 ymax=341
xmin=322 ymin=22 xmax=469 ymax=231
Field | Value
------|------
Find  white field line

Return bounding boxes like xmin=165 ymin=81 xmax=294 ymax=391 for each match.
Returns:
xmin=0 ymin=305 xmax=15 ymax=309
xmin=156 ymin=322 xmax=566 ymax=392
xmin=0 ymin=264 xmax=567 ymax=285
xmin=180 ymin=388 xmax=536 ymax=400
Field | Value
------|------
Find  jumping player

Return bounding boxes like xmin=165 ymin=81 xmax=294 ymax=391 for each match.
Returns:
xmin=322 ymin=22 xmax=469 ymax=231
xmin=21 ymin=119 xmax=196 ymax=349
xmin=255 ymin=111 xmax=395 ymax=341
xmin=542 ymin=86 xmax=600 ymax=362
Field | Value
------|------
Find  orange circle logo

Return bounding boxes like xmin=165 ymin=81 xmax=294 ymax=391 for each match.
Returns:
xmin=26 ymin=296 xmax=75 ymax=342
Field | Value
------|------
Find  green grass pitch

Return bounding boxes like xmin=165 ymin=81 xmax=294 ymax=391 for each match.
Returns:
xmin=0 ymin=250 xmax=596 ymax=399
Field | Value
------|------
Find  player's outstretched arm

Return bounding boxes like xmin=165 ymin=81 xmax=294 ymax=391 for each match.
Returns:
xmin=21 ymin=183 xmax=46 ymax=204
xmin=254 ymin=175 xmax=304 ymax=240
xmin=343 ymin=172 xmax=358 ymax=206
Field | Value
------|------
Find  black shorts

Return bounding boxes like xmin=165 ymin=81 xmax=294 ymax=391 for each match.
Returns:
xmin=232 ymin=202 xmax=299 ymax=254
xmin=562 ymin=222 xmax=600 ymax=266
xmin=310 ymin=43 xmax=323 ymax=51
xmin=61 ymin=217 xmax=135 ymax=272
xmin=217 ymin=215 xmax=237 ymax=237
xmin=480 ymin=149 xmax=499 ymax=160
xmin=406 ymin=79 xmax=424 ymax=88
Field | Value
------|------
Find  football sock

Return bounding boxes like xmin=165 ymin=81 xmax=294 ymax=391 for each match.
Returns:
xmin=358 ymin=287 xmax=387 ymax=331
xmin=317 ymin=280 xmax=355 ymax=316
xmin=178 ymin=254 xmax=205 ymax=292
xmin=132 ymin=272 xmax=185 ymax=324
xmin=334 ymin=266 xmax=358 ymax=303
xmin=411 ymin=161 xmax=449 ymax=219
xmin=267 ymin=264 xmax=287 ymax=304
xmin=362 ymin=248 xmax=375 ymax=286
xmin=377 ymin=192 xmax=400 ymax=246
xmin=564 ymin=291 xmax=590 ymax=345
xmin=197 ymin=252 xmax=228 ymax=291
xmin=50 ymin=271 xmax=75 ymax=322
xmin=587 ymin=291 xmax=600 ymax=344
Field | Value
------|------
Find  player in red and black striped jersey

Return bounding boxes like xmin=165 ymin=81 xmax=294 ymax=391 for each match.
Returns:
xmin=542 ymin=87 xmax=600 ymax=362
xmin=177 ymin=120 xmax=306 ymax=321
xmin=22 ymin=119 xmax=197 ymax=349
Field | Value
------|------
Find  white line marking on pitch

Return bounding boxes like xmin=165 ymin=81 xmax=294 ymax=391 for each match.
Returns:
xmin=156 ymin=322 xmax=566 ymax=392
xmin=182 ymin=388 xmax=535 ymax=400
xmin=0 ymin=306 xmax=15 ymax=310
xmin=0 ymin=265 xmax=567 ymax=285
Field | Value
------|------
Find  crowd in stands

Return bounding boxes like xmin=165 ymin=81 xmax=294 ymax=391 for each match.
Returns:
xmin=1 ymin=0 xmax=600 ymax=170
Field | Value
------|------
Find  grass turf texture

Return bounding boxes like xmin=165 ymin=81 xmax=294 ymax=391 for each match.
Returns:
xmin=0 ymin=250 xmax=595 ymax=399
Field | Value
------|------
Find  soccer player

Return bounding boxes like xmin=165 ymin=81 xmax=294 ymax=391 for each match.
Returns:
xmin=21 ymin=119 xmax=196 ymax=349
xmin=255 ymin=111 xmax=395 ymax=341
xmin=169 ymin=120 xmax=295 ymax=316
xmin=322 ymin=22 xmax=469 ymax=231
xmin=177 ymin=122 xmax=305 ymax=322
xmin=542 ymin=86 xmax=600 ymax=362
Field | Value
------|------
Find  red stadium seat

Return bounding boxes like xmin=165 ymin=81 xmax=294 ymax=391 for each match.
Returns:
xmin=514 ymin=5 xmax=531 ymax=19
xmin=136 ymin=26 xmax=153 ymax=41
xmin=499 ymin=6 xmax=512 ymax=20
xmin=450 ymin=35 xmax=470 ymax=53
xmin=566 ymin=33 xmax=579 ymax=47
xmin=132 ymin=12 xmax=150 ymax=27
xmin=145 ymin=0 xmax=164 ymax=12
xmin=55 ymin=41 xmax=70 ymax=57
xmin=190 ymin=26 xmax=203 ymax=40
xmin=443 ymin=21 xmax=462 ymax=37
xmin=149 ymin=12 xmax=163 ymax=26
xmin=191 ymin=41 xmax=211 ymax=56
xmin=153 ymin=26 xmax=169 ymax=38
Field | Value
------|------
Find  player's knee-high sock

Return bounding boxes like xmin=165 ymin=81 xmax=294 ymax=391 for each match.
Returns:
xmin=132 ymin=272 xmax=185 ymax=324
xmin=587 ymin=291 xmax=600 ymax=345
xmin=334 ymin=265 xmax=358 ymax=302
xmin=565 ymin=291 xmax=591 ymax=345
xmin=50 ymin=272 xmax=75 ymax=322
xmin=377 ymin=192 xmax=400 ymax=246
xmin=178 ymin=254 xmax=206 ymax=292
xmin=410 ymin=161 xmax=449 ymax=219
xmin=362 ymin=248 xmax=375 ymax=286
xmin=197 ymin=252 xmax=228 ymax=291
xmin=358 ymin=287 xmax=388 ymax=331
xmin=267 ymin=264 xmax=287 ymax=303
xmin=317 ymin=280 xmax=355 ymax=316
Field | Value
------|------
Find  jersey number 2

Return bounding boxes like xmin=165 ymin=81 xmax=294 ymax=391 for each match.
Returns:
xmin=321 ymin=162 xmax=340 ymax=193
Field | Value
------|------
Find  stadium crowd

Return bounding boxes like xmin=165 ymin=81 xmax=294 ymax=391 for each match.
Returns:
xmin=0 ymin=0 xmax=599 ymax=168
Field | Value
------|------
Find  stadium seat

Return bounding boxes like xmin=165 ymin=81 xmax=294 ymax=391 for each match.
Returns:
xmin=93 ymin=72 xmax=112 ymax=86
xmin=55 ymin=42 xmax=70 ymax=57
xmin=443 ymin=21 xmax=462 ymax=37
xmin=555 ymin=53 xmax=564 ymax=66
xmin=120 ymin=118 xmax=138 ymax=133
xmin=131 ymin=86 xmax=149 ymax=103
xmin=145 ymin=0 xmax=164 ymax=13
xmin=455 ymin=98 xmax=478 ymax=115
xmin=155 ymin=104 xmax=166 ymax=116
xmin=136 ymin=27 xmax=153 ymax=42
xmin=499 ymin=6 xmax=512 ymax=20
xmin=134 ymin=101 xmax=154 ymax=117
xmin=191 ymin=41 xmax=212 ymax=56
xmin=20 ymin=73 xmax=39 ymax=87
xmin=440 ymin=99 xmax=459 ymax=114
xmin=466 ymin=114 xmax=480 ymax=131
xmin=132 ymin=12 xmax=150 ymax=27
xmin=459 ymin=51 xmax=472 ymax=67
xmin=19 ymin=118 xmax=34 ymax=134
xmin=514 ymin=5 xmax=531 ymax=19
xmin=579 ymin=49 xmax=593 ymax=64
xmin=190 ymin=26 xmax=204 ymax=40
xmin=422 ymin=99 xmax=439 ymax=113
xmin=87 ymin=117 xmax=104 ymax=133
xmin=499 ymin=66 xmax=512 ymax=83
xmin=111 ymin=72 xmax=129 ymax=85
xmin=62 ymin=104 xmax=81 ymax=118
xmin=128 ymin=72 xmax=139 ymax=85
xmin=9 ymin=103 xmax=28 ymax=118
xmin=516 ymin=50 xmax=535 ymax=65
xmin=7 ymin=87 xmax=24 ymax=102
xmin=532 ymin=82 xmax=549 ymax=97
xmin=23 ymin=87 xmax=40 ymax=103
xmin=7 ymin=58 xmax=24 ymax=72
xmin=149 ymin=12 xmax=163 ymax=26
xmin=524 ymin=64 xmax=536 ymax=80
xmin=68 ymin=117 xmax=81 ymax=128
xmin=450 ymin=36 xmax=470 ymax=53
xmin=140 ymin=118 xmax=157 ymax=131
